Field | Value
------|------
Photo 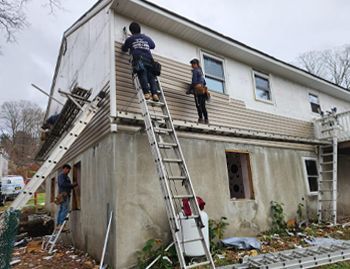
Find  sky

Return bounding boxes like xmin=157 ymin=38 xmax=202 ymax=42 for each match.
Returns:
xmin=0 ymin=0 xmax=349 ymax=109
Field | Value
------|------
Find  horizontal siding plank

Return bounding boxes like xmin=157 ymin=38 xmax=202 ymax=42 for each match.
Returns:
xmin=115 ymin=43 xmax=314 ymax=138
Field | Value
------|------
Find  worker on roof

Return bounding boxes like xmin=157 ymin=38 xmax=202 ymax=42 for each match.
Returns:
xmin=122 ymin=22 xmax=160 ymax=102
xmin=188 ymin=58 xmax=210 ymax=124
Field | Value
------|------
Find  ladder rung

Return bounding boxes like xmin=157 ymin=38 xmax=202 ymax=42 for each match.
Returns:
xmin=154 ymin=127 xmax=173 ymax=134
xmin=320 ymin=170 xmax=334 ymax=173
xmin=179 ymin=214 xmax=200 ymax=220
xmin=146 ymin=100 xmax=165 ymax=107
xmin=173 ymin=194 xmax=194 ymax=199
xmin=163 ymin=158 xmax=182 ymax=163
xmin=319 ymin=189 xmax=334 ymax=192
xmin=181 ymin=237 xmax=203 ymax=244
xmin=320 ymin=162 xmax=334 ymax=165
xmin=319 ymin=199 xmax=336 ymax=202
xmin=149 ymin=112 xmax=169 ymax=120
xmin=186 ymin=261 xmax=211 ymax=268
xmin=321 ymin=153 xmax=334 ymax=157
xmin=168 ymin=176 xmax=187 ymax=181
xmin=158 ymin=142 xmax=178 ymax=149
xmin=320 ymin=180 xmax=335 ymax=182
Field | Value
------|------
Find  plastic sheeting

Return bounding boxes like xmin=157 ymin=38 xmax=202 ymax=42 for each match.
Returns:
xmin=221 ymin=237 xmax=261 ymax=250
xmin=304 ymin=237 xmax=348 ymax=246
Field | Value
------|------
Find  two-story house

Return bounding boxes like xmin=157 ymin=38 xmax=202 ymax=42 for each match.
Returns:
xmin=39 ymin=0 xmax=350 ymax=267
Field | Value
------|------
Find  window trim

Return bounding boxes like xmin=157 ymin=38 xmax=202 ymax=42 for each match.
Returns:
xmin=225 ymin=150 xmax=255 ymax=201
xmin=200 ymin=50 xmax=226 ymax=94
xmin=302 ymin=157 xmax=319 ymax=196
xmin=308 ymin=92 xmax=321 ymax=114
xmin=252 ymin=70 xmax=274 ymax=104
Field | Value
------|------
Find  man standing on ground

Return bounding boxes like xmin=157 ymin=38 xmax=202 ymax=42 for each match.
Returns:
xmin=122 ymin=22 xmax=159 ymax=101
xmin=57 ymin=164 xmax=77 ymax=227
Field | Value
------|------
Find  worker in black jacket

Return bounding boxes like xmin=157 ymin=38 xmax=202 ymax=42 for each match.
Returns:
xmin=122 ymin=22 xmax=159 ymax=101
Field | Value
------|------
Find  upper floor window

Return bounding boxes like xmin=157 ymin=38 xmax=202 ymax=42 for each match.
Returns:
xmin=308 ymin=93 xmax=320 ymax=113
xmin=254 ymin=71 xmax=272 ymax=101
xmin=203 ymin=54 xmax=225 ymax=93
xmin=303 ymin=158 xmax=319 ymax=195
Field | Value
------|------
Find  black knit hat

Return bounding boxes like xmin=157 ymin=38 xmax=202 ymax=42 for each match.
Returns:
xmin=129 ymin=22 xmax=141 ymax=34
xmin=190 ymin=58 xmax=200 ymax=65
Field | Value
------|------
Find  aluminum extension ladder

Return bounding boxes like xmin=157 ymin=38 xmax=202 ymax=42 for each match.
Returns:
xmin=132 ymin=72 xmax=215 ymax=268
xmin=317 ymin=112 xmax=339 ymax=225
xmin=10 ymin=90 xmax=106 ymax=210
xmin=231 ymin=241 xmax=350 ymax=269
xmin=42 ymin=212 xmax=71 ymax=254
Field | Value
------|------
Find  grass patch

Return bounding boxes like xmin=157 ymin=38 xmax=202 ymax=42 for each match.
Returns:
xmin=27 ymin=193 xmax=46 ymax=206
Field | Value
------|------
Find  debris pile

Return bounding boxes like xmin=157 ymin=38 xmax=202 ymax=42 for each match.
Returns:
xmin=11 ymin=240 xmax=99 ymax=269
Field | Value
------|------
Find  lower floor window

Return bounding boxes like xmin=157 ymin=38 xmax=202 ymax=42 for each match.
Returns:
xmin=226 ymin=151 xmax=254 ymax=199
xmin=303 ymin=158 xmax=319 ymax=194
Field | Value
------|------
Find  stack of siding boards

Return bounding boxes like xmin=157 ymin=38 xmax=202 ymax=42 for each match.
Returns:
xmin=115 ymin=43 xmax=314 ymax=140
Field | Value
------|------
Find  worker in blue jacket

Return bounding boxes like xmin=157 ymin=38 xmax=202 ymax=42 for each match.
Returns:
xmin=122 ymin=22 xmax=159 ymax=102
xmin=57 ymin=164 xmax=77 ymax=227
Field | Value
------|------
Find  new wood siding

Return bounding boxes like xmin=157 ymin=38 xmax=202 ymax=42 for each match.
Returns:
xmin=115 ymin=43 xmax=314 ymax=139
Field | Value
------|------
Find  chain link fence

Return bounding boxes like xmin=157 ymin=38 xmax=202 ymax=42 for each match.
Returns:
xmin=0 ymin=210 xmax=20 ymax=269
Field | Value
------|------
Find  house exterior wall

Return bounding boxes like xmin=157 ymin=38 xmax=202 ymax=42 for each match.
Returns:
xmin=48 ymin=4 xmax=111 ymax=115
xmin=113 ymin=129 xmax=316 ymax=268
xmin=337 ymin=154 xmax=350 ymax=216
xmin=113 ymin=14 xmax=350 ymax=122
xmin=45 ymin=133 xmax=118 ymax=267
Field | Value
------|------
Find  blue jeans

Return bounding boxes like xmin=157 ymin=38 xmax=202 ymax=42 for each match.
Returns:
xmin=57 ymin=197 xmax=69 ymax=225
xmin=133 ymin=58 xmax=158 ymax=95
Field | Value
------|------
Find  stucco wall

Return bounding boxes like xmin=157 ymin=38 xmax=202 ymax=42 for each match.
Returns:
xmin=113 ymin=14 xmax=350 ymax=122
xmin=337 ymin=154 xmax=350 ymax=216
xmin=45 ymin=134 xmax=117 ymax=267
xmin=113 ymin=130 xmax=316 ymax=268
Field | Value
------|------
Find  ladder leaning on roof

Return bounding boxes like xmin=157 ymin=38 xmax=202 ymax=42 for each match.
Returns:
xmin=10 ymin=87 xmax=106 ymax=210
xmin=131 ymin=67 xmax=216 ymax=268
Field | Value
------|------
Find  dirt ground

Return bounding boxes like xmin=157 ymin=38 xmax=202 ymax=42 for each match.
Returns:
xmin=11 ymin=240 xmax=99 ymax=269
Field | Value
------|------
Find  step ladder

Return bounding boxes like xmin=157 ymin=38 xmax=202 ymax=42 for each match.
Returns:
xmin=231 ymin=241 xmax=350 ymax=269
xmin=317 ymin=111 xmax=339 ymax=225
xmin=10 ymin=89 xmax=106 ymax=210
xmin=132 ymin=73 xmax=215 ymax=268
xmin=42 ymin=212 xmax=71 ymax=254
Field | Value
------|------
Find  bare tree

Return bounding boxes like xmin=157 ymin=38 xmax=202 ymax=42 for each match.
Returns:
xmin=296 ymin=45 xmax=350 ymax=90
xmin=0 ymin=0 xmax=61 ymax=44
xmin=0 ymin=100 xmax=44 ymax=167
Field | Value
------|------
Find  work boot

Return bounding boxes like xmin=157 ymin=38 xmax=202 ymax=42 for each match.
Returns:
xmin=152 ymin=94 xmax=159 ymax=102
xmin=204 ymin=119 xmax=209 ymax=124
xmin=144 ymin=93 xmax=151 ymax=100
xmin=198 ymin=118 xmax=204 ymax=124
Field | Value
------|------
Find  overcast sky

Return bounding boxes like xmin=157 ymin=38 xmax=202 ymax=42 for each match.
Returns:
xmin=0 ymin=0 xmax=349 ymax=109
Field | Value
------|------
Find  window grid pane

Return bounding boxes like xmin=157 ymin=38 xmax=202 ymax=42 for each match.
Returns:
xmin=204 ymin=55 xmax=224 ymax=78
xmin=254 ymin=74 xmax=271 ymax=101
xmin=206 ymin=77 xmax=224 ymax=93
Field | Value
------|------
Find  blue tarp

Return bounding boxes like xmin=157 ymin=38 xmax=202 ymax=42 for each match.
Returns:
xmin=221 ymin=237 xmax=261 ymax=250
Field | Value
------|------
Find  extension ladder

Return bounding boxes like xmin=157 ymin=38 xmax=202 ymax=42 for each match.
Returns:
xmin=42 ymin=212 xmax=71 ymax=254
xmin=132 ymin=72 xmax=215 ymax=268
xmin=10 ymin=89 xmax=106 ymax=210
xmin=231 ymin=241 xmax=350 ymax=269
xmin=317 ymin=112 xmax=339 ymax=225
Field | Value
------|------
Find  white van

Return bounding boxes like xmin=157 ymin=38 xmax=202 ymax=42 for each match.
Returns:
xmin=1 ymin=175 xmax=25 ymax=200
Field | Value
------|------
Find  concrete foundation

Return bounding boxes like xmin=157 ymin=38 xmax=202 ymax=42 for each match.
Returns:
xmin=45 ymin=129 xmax=350 ymax=268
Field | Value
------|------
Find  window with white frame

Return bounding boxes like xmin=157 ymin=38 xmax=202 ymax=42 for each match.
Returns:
xmin=303 ymin=158 xmax=319 ymax=194
xmin=203 ymin=54 xmax=225 ymax=93
xmin=308 ymin=93 xmax=321 ymax=114
xmin=254 ymin=71 xmax=272 ymax=101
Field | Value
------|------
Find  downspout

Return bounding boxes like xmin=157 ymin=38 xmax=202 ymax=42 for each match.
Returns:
xmin=109 ymin=6 xmax=118 ymax=132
